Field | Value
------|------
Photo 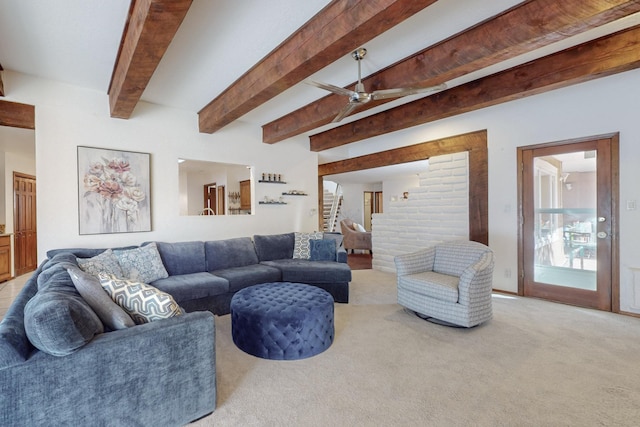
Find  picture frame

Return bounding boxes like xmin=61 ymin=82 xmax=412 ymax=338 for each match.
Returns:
xmin=77 ymin=146 xmax=151 ymax=235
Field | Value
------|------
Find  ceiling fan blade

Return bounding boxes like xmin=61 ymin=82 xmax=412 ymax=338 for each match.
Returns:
xmin=370 ymin=83 xmax=447 ymax=100
xmin=332 ymin=102 xmax=359 ymax=123
xmin=305 ymin=80 xmax=356 ymax=98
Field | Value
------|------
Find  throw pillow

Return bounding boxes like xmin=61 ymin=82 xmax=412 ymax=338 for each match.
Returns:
xmin=67 ymin=266 xmax=135 ymax=330
xmin=293 ymin=231 xmax=324 ymax=259
xmin=353 ymin=223 xmax=367 ymax=232
xmin=113 ymin=242 xmax=169 ymax=283
xmin=323 ymin=232 xmax=344 ymax=248
xmin=98 ymin=273 xmax=182 ymax=324
xmin=310 ymin=239 xmax=337 ymax=261
xmin=24 ymin=290 xmax=104 ymax=357
xmin=76 ymin=249 xmax=124 ymax=278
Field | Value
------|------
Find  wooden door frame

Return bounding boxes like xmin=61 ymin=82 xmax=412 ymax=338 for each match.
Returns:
xmin=318 ymin=130 xmax=488 ymax=244
xmin=13 ymin=171 xmax=37 ymax=276
xmin=516 ymin=133 xmax=619 ymax=312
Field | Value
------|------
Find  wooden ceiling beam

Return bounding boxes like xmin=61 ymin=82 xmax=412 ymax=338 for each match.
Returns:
xmin=0 ymin=100 xmax=35 ymax=130
xmin=108 ymin=0 xmax=192 ymax=119
xmin=265 ymin=0 xmax=640 ymax=144
xmin=197 ymin=0 xmax=438 ymax=134
xmin=310 ymin=23 xmax=640 ymax=151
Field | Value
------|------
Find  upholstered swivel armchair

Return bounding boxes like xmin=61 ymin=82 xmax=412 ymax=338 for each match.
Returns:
xmin=340 ymin=218 xmax=372 ymax=254
xmin=394 ymin=240 xmax=494 ymax=327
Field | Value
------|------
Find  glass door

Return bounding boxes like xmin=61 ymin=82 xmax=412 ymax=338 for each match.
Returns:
xmin=520 ymin=136 xmax=616 ymax=311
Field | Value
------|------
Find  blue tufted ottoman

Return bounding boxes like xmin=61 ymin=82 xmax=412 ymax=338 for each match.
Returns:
xmin=230 ymin=282 xmax=334 ymax=360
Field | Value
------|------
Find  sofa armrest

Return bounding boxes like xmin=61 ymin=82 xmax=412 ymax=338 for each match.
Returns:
xmin=394 ymin=247 xmax=436 ymax=276
xmin=0 ymin=311 xmax=216 ymax=426
xmin=336 ymin=246 xmax=347 ymax=263
xmin=457 ymin=251 xmax=494 ymax=306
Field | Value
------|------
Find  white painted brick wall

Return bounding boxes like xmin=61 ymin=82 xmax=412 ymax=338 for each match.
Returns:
xmin=372 ymin=152 xmax=469 ymax=273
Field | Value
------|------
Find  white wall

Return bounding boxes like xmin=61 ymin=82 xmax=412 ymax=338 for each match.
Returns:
xmin=383 ymin=175 xmax=421 ymax=203
xmin=3 ymin=71 xmax=319 ymax=262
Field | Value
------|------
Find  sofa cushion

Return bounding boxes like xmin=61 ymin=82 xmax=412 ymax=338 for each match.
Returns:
xmin=113 ymin=242 xmax=169 ymax=283
xmin=24 ymin=289 xmax=104 ymax=357
xmin=205 ymin=237 xmax=259 ymax=271
xmin=261 ymin=259 xmax=352 ymax=284
xmin=154 ymin=241 xmax=206 ymax=276
xmin=310 ymin=239 xmax=337 ymax=261
xmin=399 ymin=271 xmax=460 ymax=304
xmin=98 ymin=273 xmax=182 ymax=324
xmin=293 ymin=231 xmax=323 ymax=259
xmin=67 ymin=266 xmax=134 ymax=330
xmin=253 ymin=233 xmax=295 ymax=261
xmin=151 ymin=272 xmax=229 ymax=302
xmin=76 ymin=249 xmax=125 ymax=278
xmin=211 ymin=264 xmax=282 ymax=292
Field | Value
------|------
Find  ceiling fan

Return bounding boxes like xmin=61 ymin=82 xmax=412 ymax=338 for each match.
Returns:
xmin=306 ymin=47 xmax=447 ymax=123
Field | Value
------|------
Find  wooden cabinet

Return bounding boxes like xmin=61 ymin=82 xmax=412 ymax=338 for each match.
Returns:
xmin=240 ymin=180 xmax=251 ymax=210
xmin=0 ymin=235 xmax=12 ymax=282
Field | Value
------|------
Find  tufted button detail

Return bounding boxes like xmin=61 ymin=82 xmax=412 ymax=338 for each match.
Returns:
xmin=231 ymin=282 xmax=334 ymax=360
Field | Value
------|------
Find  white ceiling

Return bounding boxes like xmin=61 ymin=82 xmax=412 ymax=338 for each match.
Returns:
xmin=1 ymin=0 xmax=638 ymax=182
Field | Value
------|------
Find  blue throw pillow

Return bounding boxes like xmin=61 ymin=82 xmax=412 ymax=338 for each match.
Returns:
xmin=310 ymin=239 xmax=337 ymax=261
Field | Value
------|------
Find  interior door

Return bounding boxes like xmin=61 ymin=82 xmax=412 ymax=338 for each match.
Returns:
xmin=519 ymin=135 xmax=618 ymax=311
xmin=203 ymin=183 xmax=216 ymax=215
xmin=14 ymin=172 xmax=37 ymax=276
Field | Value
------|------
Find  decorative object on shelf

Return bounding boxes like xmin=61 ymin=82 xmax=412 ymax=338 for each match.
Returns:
xmin=262 ymin=173 xmax=266 ymax=181
xmin=77 ymin=146 xmax=151 ymax=235
xmin=283 ymin=190 xmax=308 ymax=196
xmin=229 ymin=191 xmax=241 ymax=203
xmin=260 ymin=195 xmax=286 ymax=205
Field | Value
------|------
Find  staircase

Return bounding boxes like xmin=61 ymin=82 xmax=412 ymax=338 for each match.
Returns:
xmin=322 ymin=188 xmax=342 ymax=232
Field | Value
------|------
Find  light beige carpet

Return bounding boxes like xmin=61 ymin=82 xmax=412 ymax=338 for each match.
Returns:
xmin=193 ymin=270 xmax=640 ymax=426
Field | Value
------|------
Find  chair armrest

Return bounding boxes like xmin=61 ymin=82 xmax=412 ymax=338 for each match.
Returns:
xmin=394 ymin=247 xmax=436 ymax=276
xmin=457 ymin=251 xmax=494 ymax=306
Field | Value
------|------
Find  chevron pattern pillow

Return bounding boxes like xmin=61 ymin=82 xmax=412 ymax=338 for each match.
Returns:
xmin=98 ymin=273 xmax=182 ymax=324
xmin=293 ymin=231 xmax=323 ymax=259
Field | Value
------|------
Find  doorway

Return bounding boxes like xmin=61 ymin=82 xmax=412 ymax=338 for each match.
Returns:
xmin=363 ymin=191 xmax=383 ymax=231
xmin=203 ymin=183 xmax=226 ymax=215
xmin=518 ymin=134 xmax=619 ymax=311
xmin=14 ymin=172 xmax=37 ymax=276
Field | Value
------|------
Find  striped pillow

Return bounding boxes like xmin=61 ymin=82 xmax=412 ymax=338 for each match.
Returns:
xmin=293 ymin=231 xmax=323 ymax=259
xmin=98 ymin=273 xmax=182 ymax=324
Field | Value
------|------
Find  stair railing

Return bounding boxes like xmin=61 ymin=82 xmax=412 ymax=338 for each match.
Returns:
xmin=327 ymin=184 xmax=343 ymax=232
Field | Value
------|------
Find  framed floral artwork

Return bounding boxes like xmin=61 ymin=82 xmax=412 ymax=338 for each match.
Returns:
xmin=77 ymin=146 xmax=151 ymax=234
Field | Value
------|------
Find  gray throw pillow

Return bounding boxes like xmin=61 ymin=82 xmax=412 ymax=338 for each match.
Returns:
xmin=67 ymin=266 xmax=135 ymax=330
xmin=113 ymin=242 xmax=169 ymax=283
xmin=76 ymin=249 xmax=124 ymax=278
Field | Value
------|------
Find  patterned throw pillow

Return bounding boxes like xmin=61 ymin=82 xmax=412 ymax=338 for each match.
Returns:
xmin=98 ymin=273 xmax=182 ymax=324
xmin=310 ymin=239 xmax=337 ymax=261
xmin=113 ymin=242 xmax=169 ymax=283
xmin=76 ymin=249 xmax=124 ymax=278
xmin=293 ymin=231 xmax=324 ymax=259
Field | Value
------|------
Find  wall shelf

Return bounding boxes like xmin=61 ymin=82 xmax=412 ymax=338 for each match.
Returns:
xmin=258 ymin=180 xmax=286 ymax=184
xmin=259 ymin=201 xmax=287 ymax=205
xmin=282 ymin=192 xmax=307 ymax=196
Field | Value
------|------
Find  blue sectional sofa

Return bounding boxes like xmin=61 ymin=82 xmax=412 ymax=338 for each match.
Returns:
xmin=149 ymin=232 xmax=351 ymax=315
xmin=0 ymin=232 xmax=350 ymax=426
